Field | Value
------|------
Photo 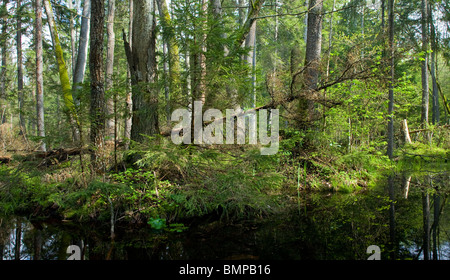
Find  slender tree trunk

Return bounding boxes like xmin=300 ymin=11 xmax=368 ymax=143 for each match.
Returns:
xmin=388 ymin=174 xmax=396 ymax=260
xmin=323 ymin=0 xmax=336 ymax=130
xmin=422 ymin=191 xmax=430 ymax=260
xmin=72 ymin=0 xmax=90 ymax=97
xmin=432 ymin=193 xmax=440 ymax=260
xmin=124 ymin=0 xmax=133 ymax=149
xmin=420 ymin=0 xmax=429 ymax=133
xmin=429 ymin=4 xmax=439 ymax=125
xmin=35 ymin=0 xmax=46 ymax=152
xmin=156 ymin=0 xmax=181 ymax=98
xmin=33 ymin=228 xmax=42 ymax=260
xmin=244 ymin=1 xmax=256 ymax=108
xmin=105 ymin=0 xmax=115 ymax=140
xmin=387 ymin=0 xmax=395 ymax=159
xmin=90 ymin=0 xmax=106 ymax=165
xmin=124 ymin=0 xmax=159 ymax=142
xmin=67 ymin=0 xmax=76 ymax=74
xmin=14 ymin=220 xmax=21 ymax=260
xmin=16 ymin=0 xmax=26 ymax=136
xmin=0 ymin=0 xmax=8 ymax=124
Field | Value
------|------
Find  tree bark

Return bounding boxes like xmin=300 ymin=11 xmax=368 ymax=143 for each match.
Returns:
xmin=429 ymin=4 xmax=439 ymax=125
xmin=90 ymin=0 xmax=106 ymax=164
xmin=72 ymin=0 xmax=90 ymax=95
xmin=35 ymin=0 xmax=46 ymax=152
xmin=0 ymin=0 xmax=9 ymax=124
xmin=420 ymin=0 xmax=429 ymax=132
xmin=124 ymin=0 xmax=133 ymax=149
xmin=387 ymin=0 xmax=395 ymax=159
xmin=402 ymin=119 xmax=411 ymax=144
xmin=244 ymin=2 xmax=256 ymax=107
xmin=67 ymin=0 xmax=76 ymax=74
xmin=124 ymin=0 xmax=159 ymax=142
xmin=105 ymin=0 xmax=115 ymax=139
xmin=17 ymin=0 xmax=26 ymax=136
xmin=299 ymin=0 xmax=323 ymax=127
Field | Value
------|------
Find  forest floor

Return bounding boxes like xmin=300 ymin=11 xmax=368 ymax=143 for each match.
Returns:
xmin=0 ymin=127 xmax=448 ymax=230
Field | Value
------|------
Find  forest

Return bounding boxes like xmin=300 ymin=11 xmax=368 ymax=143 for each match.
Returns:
xmin=0 ymin=0 xmax=449 ymax=261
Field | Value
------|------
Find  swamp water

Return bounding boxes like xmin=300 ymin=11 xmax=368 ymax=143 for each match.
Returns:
xmin=1 ymin=171 xmax=449 ymax=260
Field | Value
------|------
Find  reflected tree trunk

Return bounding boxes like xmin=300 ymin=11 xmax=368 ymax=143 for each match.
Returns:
xmin=388 ymin=174 xmax=396 ymax=260
xmin=432 ymin=193 xmax=440 ymax=260
xmin=422 ymin=191 xmax=430 ymax=260
xmin=14 ymin=219 xmax=21 ymax=260
xmin=33 ymin=227 xmax=42 ymax=260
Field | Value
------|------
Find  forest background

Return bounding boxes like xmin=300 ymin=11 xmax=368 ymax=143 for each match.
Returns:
xmin=0 ymin=0 xmax=448 ymax=229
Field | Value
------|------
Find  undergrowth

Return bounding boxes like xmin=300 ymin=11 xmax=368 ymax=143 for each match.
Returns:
xmin=1 ymin=127 xmax=447 ymax=227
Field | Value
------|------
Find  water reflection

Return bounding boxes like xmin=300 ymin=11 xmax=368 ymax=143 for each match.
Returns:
xmin=0 ymin=172 xmax=448 ymax=260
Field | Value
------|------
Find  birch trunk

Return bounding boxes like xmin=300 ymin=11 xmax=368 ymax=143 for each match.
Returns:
xmin=124 ymin=0 xmax=133 ymax=149
xmin=105 ymin=0 xmax=115 ymax=139
xmin=35 ymin=0 xmax=46 ymax=152
xmin=72 ymin=0 xmax=90 ymax=101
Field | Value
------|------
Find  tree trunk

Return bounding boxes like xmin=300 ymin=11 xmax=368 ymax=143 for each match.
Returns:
xmin=299 ymin=0 xmax=323 ymax=127
xmin=124 ymin=0 xmax=159 ymax=142
xmin=105 ymin=0 xmax=115 ymax=140
xmin=17 ymin=0 xmax=26 ymax=136
xmin=156 ymin=0 xmax=181 ymax=103
xmin=230 ymin=0 xmax=264 ymax=56
xmin=323 ymin=0 xmax=336 ymax=130
xmin=44 ymin=0 xmax=80 ymax=141
xmin=90 ymin=0 xmax=106 ymax=164
xmin=244 ymin=2 xmax=256 ymax=107
xmin=0 ymin=0 xmax=8 ymax=124
xmin=72 ymin=0 xmax=90 ymax=96
xmin=35 ymin=0 xmax=46 ymax=152
xmin=422 ymin=191 xmax=430 ymax=260
xmin=387 ymin=0 xmax=395 ymax=159
xmin=402 ymin=119 xmax=411 ymax=144
xmin=432 ymin=193 xmax=440 ymax=260
xmin=420 ymin=0 xmax=429 ymax=132
xmin=67 ymin=0 xmax=76 ymax=74
xmin=429 ymin=4 xmax=439 ymax=125
xmin=14 ymin=219 xmax=21 ymax=260
xmin=124 ymin=0 xmax=133 ymax=149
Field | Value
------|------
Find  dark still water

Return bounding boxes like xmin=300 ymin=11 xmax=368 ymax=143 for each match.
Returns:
xmin=1 ymin=172 xmax=449 ymax=260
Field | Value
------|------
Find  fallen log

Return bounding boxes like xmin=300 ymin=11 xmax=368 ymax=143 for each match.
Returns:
xmin=0 ymin=156 xmax=11 ymax=164
xmin=35 ymin=147 xmax=92 ymax=167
